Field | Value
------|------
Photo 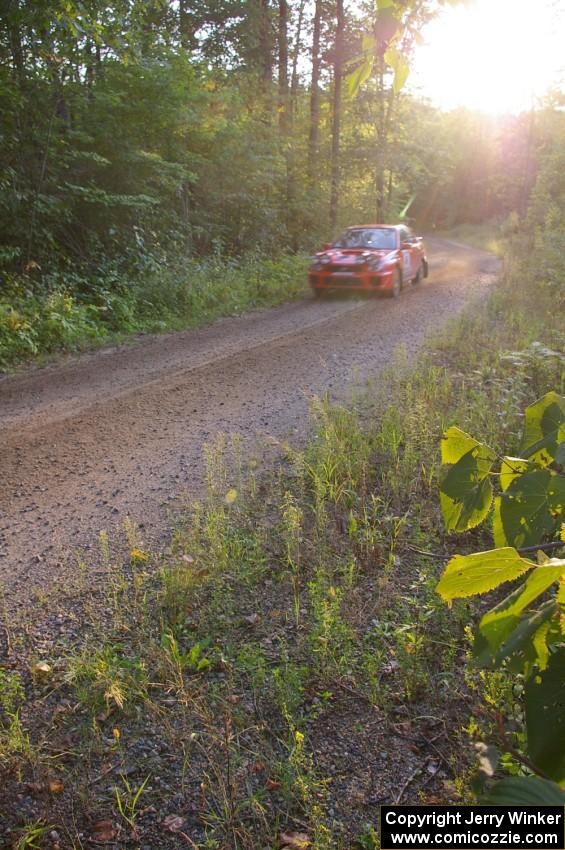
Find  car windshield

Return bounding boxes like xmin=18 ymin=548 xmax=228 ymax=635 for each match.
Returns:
xmin=333 ymin=228 xmax=397 ymax=250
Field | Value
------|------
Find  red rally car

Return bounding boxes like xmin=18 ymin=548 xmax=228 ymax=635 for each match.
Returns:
xmin=308 ymin=224 xmax=428 ymax=298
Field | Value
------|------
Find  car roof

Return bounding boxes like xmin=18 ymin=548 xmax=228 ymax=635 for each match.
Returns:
xmin=346 ymin=224 xmax=400 ymax=230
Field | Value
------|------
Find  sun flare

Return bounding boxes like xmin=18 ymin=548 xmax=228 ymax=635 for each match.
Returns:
xmin=411 ymin=0 xmax=564 ymax=114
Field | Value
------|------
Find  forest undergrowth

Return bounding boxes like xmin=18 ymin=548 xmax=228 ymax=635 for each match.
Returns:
xmin=1 ymin=221 xmax=564 ymax=849
xmin=0 ymin=253 xmax=307 ymax=371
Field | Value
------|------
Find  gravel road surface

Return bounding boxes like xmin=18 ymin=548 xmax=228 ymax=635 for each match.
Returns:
xmin=0 ymin=238 xmax=499 ymax=618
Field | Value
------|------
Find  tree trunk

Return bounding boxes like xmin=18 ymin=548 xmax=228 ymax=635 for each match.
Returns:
xmin=286 ymin=0 xmax=306 ymax=249
xmin=259 ymin=0 xmax=273 ymax=116
xmin=8 ymin=13 xmax=25 ymax=85
xmin=85 ymin=39 xmax=95 ymax=97
xmin=329 ymin=0 xmax=344 ymax=230
xmin=307 ymin=0 xmax=322 ymax=183
xmin=179 ymin=0 xmax=194 ymax=50
xmin=375 ymin=58 xmax=395 ymax=221
xmin=278 ymin=0 xmax=289 ymax=134
xmin=290 ymin=0 xmax=306 ymax=124
xmin=375 ymin=59 xmax=385 ymax=221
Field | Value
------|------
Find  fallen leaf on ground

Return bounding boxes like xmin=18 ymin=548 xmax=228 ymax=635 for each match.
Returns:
xmin=48 ymin=778 xmax=64 ymax=794
xmin=26 ymin=782 xmax=46 ymax=795
xmin=266 ymin=778 xmax=281 ymax=791
xmin=91 ymin=820 xmax=117 ymax=843
xmin=280 ymin=831 xmax=310 ymax=849
xmin=244 ymin=613 xmax=261 ymax=626
xmin=162 ymin=814 xmax=185 ymax=833
xmin=52 ymin=702 xmax=72 ymax=719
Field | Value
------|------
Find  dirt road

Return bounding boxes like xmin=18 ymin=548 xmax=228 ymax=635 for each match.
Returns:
xmin=0 ymin=239 xmax=499 ymax=617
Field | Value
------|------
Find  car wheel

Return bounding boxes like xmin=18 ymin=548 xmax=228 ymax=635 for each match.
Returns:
xmin=313 ymin=288 xmax=325 ymax=299
xmin=390 ymin=269 xmax=402 ymax=298
xmin=412 ymin=263 xmax=422 ymax=285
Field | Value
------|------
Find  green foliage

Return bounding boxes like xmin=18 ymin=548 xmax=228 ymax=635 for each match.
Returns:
xmin=345 ymin=1 xmax=439 ymax=97
xmin=65 ymin=643 xmax=148 ymax=713
xmin=437 ymin=391 xmax=565 ymax=793
xmin=525 ymin=648 xmax=565 ymax=782
xmin=114 ymin=774 xmax=150 ymax=834
xmin=161 ymin=630 xmax=211 ymax=674
xmin=440 ymin=427 xmax=496 ymax=532
xmin=519 ymin=391 xmax=565 ymax=464
xmin=0 ymin=668 xmax=33 ymax=771
xmin=14 ymin=821 xmax=53 ymax=850
xmin=482 ymin=775 xmax=565 ymax=806
xmin=524 ymin=107 xmax=565 ymax=309
xmin=0 ymin=668 xmax=24 ymax=717
xmin=356 ymin=823 xmax=380 ymax=850
xmin=0 ymin=254 xmax=307 ymax=368
xmin=437 ymin=548 xmax=536 ymax=602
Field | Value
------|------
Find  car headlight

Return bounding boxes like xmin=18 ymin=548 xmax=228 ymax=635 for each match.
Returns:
xmin=320 ymin=254 xmax=331 ymax=265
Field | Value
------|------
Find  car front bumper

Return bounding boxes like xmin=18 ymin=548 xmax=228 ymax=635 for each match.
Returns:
xmin=308 ymin=268 xmax=395 ymax=293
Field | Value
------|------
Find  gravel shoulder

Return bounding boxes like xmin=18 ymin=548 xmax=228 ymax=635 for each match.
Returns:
xmin=0 ymin=238 xmax=499 ymax=615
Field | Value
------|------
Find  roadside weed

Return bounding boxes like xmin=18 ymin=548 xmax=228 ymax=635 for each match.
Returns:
xmin=0 ymin=669 xmax=35 ymax=772
xmin=114 ymin=773 xmax=150 ymax=836
xmin=160 ymin=628 xmax=211 ymax=694
xmin=65 ymin=643 xmax=148 ymax=713
xmin=15 ymin=821 xmax=53 ymax=850
xmin=281 ymin=491 xmax=303 ymax=625
xmin=308 ymin=573 xmax=354 ymax=679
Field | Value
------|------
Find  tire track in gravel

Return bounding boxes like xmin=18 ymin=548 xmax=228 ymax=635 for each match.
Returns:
xmin=0 ymin=238 xmax=499 ymax=618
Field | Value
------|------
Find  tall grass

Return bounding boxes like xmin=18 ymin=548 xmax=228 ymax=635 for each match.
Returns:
xmin=0 ymin=253 xmax=307 ymax=369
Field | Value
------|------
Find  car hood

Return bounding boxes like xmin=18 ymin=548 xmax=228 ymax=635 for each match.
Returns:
xmin=319 ymin=249 xmax=394 ymax=264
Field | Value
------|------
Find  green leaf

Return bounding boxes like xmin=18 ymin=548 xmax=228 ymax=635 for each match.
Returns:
xmin=474 ymin=599 xmax=557 ymax=670
xmin=374 ymin=7 xmax=400 ymax=46
xmin=525 ymin=647 xmax=565 ymax=783
xmin=520 ymin=391 xmax=565 ymax=465
xmin=555 ymin=438 xmax=565 ymax=466
xmin=476 ymin=563 xmax=565 ymax=655
xmin=441 ymin=426 xmax=479 ymax=465
xmin=440 ymin=427 xmax=496 ymax=532
xmin=376 ymin=0 xmax=394 ymax=9
xmin=531 ymin=618 xmax=553 ymax=672
xmin=558 ymin=575 xmax=565 ymax=605
xmin=499 ymin=456 xmax=535 ymax=491
xmin=345 ymin=56 xmax=374 ymax=98
xmin=437 ymin=548 xmax=535 ymax=602
xmin=482 ymin=776 xmax=565 ymax=806
xmin=383 ymin=47 xmax=410 ymax=93
xmin=493 ymin=468 xmax=565 ymax=548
